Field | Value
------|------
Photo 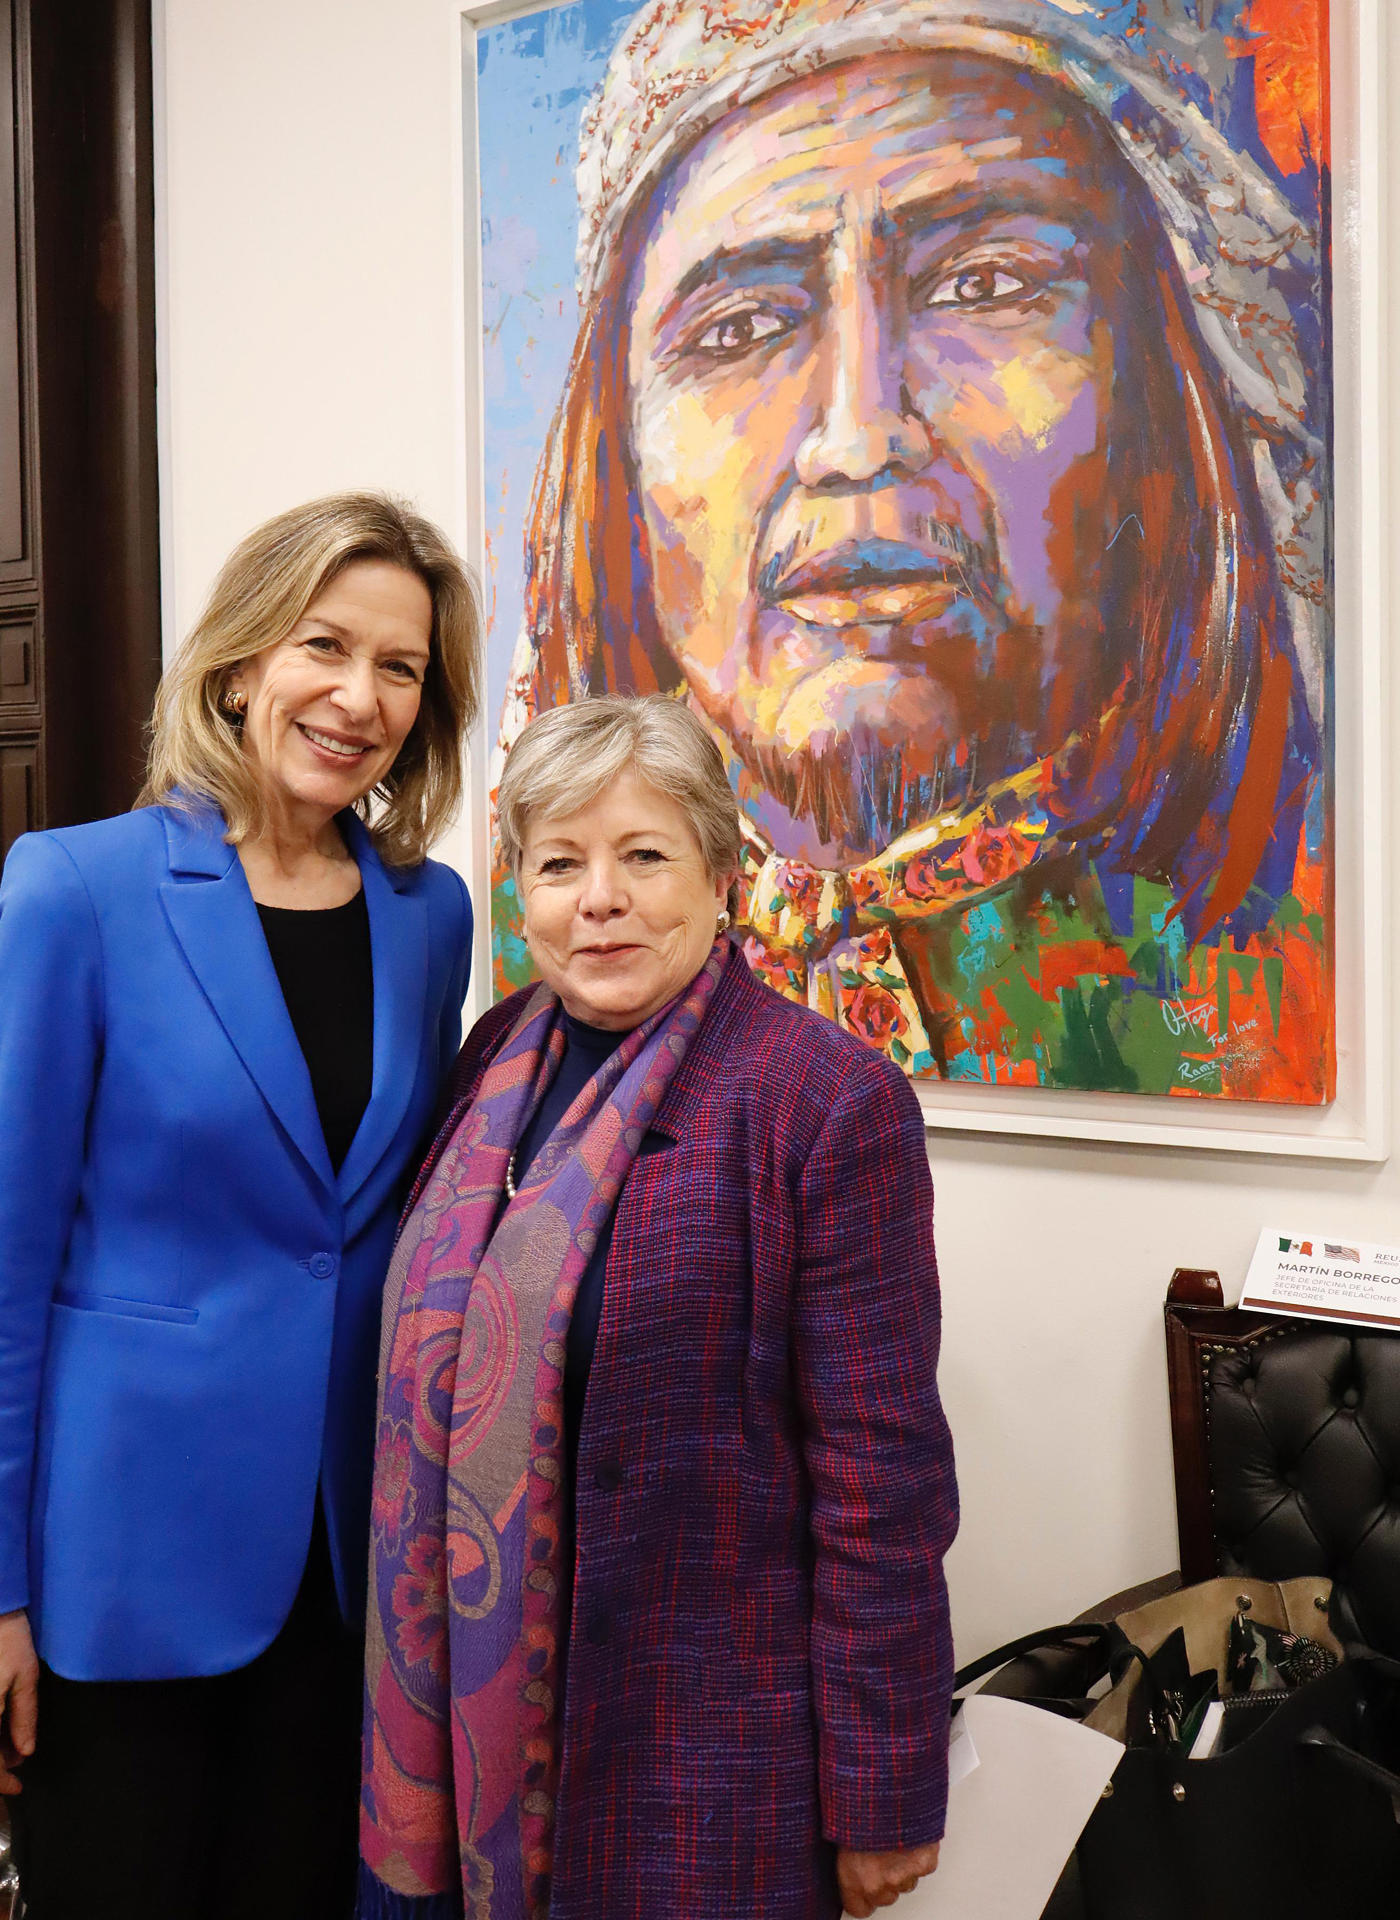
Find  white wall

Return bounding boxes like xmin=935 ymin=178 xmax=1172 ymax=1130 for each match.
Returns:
xmin=154 ymin=0 xmax=480 ymax=893
xmin=156 ymin=0 xmax=1399 ymax=1661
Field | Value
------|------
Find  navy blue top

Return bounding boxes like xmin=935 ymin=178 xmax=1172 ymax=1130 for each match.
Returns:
xmin=512 ymin=1012 xmax=627 ymax=1470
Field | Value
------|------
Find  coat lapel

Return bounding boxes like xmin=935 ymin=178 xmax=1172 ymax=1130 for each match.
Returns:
xmin=648 ymin=944 xmax=756 ymax=1144
xmin=334 ymin=814 xmax=428 ymax=1207
xmin=157 ymin=804 xmax=336 ymax=1194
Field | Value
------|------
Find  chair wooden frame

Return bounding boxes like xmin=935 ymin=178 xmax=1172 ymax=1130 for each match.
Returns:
xmin=1163 ymin=1267 xmax=1316 ymax=1585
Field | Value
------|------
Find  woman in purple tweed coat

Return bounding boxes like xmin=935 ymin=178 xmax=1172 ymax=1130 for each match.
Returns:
xmin=358 ymin=696 xmax=958 ymax=1920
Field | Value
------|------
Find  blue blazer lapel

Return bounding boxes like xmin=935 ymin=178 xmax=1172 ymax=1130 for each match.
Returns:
xmin=157 ymin=804 xmax=336 ymax=1194
xmin=334 ymin=815 xmax=428 ymax=1206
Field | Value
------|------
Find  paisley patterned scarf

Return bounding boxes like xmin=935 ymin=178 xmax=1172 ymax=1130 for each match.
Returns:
xmin=357 ymin=942 xmax=727 ymax=1920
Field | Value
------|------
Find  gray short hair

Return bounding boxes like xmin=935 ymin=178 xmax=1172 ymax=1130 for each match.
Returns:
xmin=497 ymin=695 xmax=741 ymax=909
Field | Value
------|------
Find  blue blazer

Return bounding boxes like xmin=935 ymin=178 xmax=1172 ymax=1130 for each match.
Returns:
xmin=0 ymin=802 xmax=471 ymax=1680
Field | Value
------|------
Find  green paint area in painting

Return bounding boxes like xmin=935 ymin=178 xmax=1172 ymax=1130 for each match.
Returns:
xmin=936 ymin=869 xmax=1323 ymax=1099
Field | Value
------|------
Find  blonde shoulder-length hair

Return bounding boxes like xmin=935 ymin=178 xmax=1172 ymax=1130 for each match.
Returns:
xmin=139 ymin=492 xmax=481 ymax=867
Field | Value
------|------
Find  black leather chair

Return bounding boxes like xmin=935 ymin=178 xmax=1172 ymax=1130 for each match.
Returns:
xmin=980 ymin=1268 xmax=1400 ymax=1919
xmin=1162 ymin=1266 xmax=1400 ymax=1655
xmin=985 ymin=1267 xmax=1400 ymax=1698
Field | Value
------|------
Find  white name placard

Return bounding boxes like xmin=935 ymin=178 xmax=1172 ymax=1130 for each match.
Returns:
xmin=1241 ymin=1228 xmax=1400 ymax=1330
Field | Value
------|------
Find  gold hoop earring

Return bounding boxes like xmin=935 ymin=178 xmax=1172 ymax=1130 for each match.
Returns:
xmin=225 ymin=689 xmax=247 ymax=717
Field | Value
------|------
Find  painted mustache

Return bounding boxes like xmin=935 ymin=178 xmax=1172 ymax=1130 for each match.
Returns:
xmin=756 ymin=529 xmax=997 ymax=629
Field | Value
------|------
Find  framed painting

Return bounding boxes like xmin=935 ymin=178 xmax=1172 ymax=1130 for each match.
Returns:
xmin=456 ymin=0 xmax=1385 ymax=1157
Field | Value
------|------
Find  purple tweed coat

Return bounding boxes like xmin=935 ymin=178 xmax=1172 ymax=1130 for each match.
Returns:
xmin=423 ymin=945 xmax=958 ymax=1920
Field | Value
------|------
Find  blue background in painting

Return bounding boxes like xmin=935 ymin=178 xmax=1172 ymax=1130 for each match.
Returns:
xmin=474 ymin=0 xmax=638 ymax=724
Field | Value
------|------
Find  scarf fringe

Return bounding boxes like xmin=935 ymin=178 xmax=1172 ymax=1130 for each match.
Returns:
xmin=356 ymin=1861 xmax=463 ymax=1920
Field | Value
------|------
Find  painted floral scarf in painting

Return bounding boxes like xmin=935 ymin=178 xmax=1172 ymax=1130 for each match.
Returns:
xmin=356 ymin=941 xmax=727 ymax=1920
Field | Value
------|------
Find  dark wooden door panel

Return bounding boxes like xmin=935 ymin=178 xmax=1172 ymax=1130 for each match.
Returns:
xmin=0 ymin=0 xmax=26 ymax=570
xmin=0 ymin=614 xmax=33 ymax=701
xmin=0 ymin=0 xmax=158 ymax=866
xmin=0 ymin=736 xmax=34 ymax=856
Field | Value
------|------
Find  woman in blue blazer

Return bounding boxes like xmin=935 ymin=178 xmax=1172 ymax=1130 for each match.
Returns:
xmin=0 ymin=494 xmax=480 ymax=1919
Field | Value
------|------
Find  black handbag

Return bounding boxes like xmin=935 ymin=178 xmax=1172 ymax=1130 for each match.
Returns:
xmin=955 ymin=1580 xmax=1400 ymax=1920
xmin=1075 ymin=1647 xmax=1400 ymax=1920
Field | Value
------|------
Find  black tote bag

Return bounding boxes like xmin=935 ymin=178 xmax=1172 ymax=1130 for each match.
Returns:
xmin=955 ymin=1611 xmax=1400 ymax=1920
xmin=1073 ymin=1649 xmax=1400 ymax=1920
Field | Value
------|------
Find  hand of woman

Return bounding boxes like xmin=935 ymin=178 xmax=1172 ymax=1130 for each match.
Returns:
xmin=836 ymin=1841 xmax=941 ymax=1916
xmin=0 ymin=1608 xmax=38 ymax=1794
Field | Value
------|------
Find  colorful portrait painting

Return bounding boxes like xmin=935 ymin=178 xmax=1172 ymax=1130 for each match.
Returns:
xmin=478 ymin=0 xmax=1334 ymax=1103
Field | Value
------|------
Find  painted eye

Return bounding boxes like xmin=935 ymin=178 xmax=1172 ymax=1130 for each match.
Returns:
xmin=693 ymin=308 xmax=790 ymax=356
xmin=925 ymin=266 xmax=1030 ymax=309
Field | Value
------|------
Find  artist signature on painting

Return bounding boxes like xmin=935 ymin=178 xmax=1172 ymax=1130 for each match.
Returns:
xmin=1162 ymin=998 xmax=1263 ymax=1084
xmin=1176 ymin=1056 xmax=1218 ymax=1084
xmin=1162 ymin=997 xmax=1216 ymax=1039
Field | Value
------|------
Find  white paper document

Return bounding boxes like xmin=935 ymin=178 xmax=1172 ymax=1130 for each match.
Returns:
xmin=1188 ymin=1699 xmax=1226 ymax=1761
xmin=946 ymin=1707 xmax=980 ymax=1791
xmin=1241 ymin=1226 xmax=1400 ymax=1331
xmin=880 ymin=1695 xmax=1123 ymax=1920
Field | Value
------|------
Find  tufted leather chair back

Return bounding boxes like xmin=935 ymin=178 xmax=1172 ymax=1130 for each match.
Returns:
xmin=1165 ymin=1272 xmax=1400 ymax=1657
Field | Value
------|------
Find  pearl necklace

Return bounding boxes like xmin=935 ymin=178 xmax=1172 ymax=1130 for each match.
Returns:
xmin=504 ymin=1148 xmax=518 ymax=1200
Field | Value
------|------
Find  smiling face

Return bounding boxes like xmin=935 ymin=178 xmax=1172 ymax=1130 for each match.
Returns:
xmin=230 ymin=558 xmax=433 ymax=840
xmin=519 ymin=769 xmax=730 ymax=1028
xmin=624 ymin=51 xmax=1130 ymax=864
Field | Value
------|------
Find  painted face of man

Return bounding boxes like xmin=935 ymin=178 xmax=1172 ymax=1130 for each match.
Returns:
xmin=625 ymin=50 xmax=1129 ymax=866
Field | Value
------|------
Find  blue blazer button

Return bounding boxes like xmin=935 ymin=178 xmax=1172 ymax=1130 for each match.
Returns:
xmin=308 ymin=1252 xmax=337 ymax=1279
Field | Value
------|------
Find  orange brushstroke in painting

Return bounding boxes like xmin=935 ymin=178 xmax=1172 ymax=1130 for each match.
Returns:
xmin=1230 ymin=0 xmax=1330 ymax=177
